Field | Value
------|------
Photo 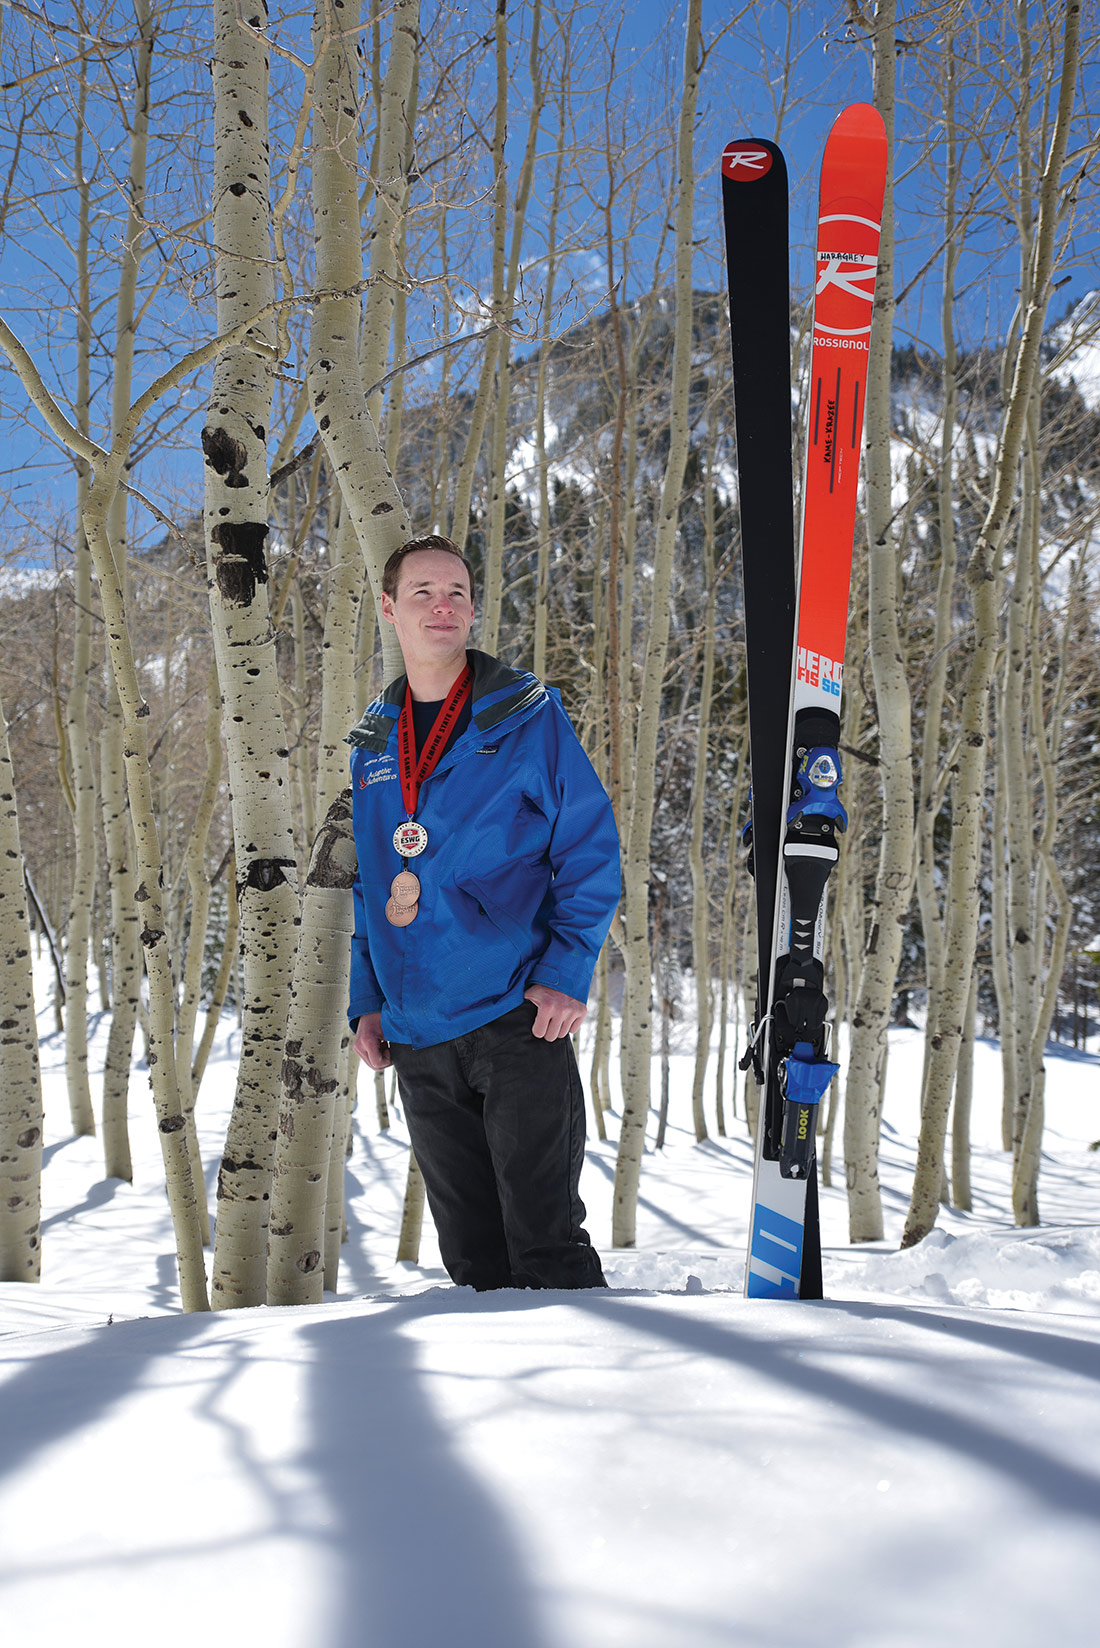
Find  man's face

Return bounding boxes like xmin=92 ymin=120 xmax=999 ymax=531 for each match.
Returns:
xmin=380 ymin=550 xmax=475 ymax=673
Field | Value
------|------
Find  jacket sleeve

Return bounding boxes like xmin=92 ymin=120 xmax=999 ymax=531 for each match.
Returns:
xmin=349 ymin=871 xmax=385 ymax=1024
xmin=525 ymin=694 xmax=620 ymax=1003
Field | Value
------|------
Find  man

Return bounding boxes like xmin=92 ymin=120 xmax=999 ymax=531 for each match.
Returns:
xmin=347 ymin=533 xmax=620 ymax=1290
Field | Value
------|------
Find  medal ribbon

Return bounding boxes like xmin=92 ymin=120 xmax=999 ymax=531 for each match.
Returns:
xmin=397 ymin=664 xmax=473 ymax=819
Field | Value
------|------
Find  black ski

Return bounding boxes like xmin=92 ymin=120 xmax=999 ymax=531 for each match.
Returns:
xmin=721 ymin=137 xmax=824 ymax=1297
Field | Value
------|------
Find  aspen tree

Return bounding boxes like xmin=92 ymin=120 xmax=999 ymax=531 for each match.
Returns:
xmin=447 ymin=2 xmax=509 ymax=555
xmin=480 ymin=0 xmax=546 ymax=654
xmin=713 ymin=720 xmax=750 ymax=1137
xmin=612 ymin=0 xmax=703 ymax=1248
xmin=315 ymin=502 xmax=364 ymax=818
xmin=0 ymin=694 xmax=43 ymax=1282
xmin=1001 ymin=3 xmax=1044 ymax=1214
xmin=203 ymin=0 xmax=298 ymax=1308
xmin=395 ymin=1148 xmax=426 ymax=1263
xmin=63 ymin=67 xmax=98 ymax=1142
xmin=192 ymin=868 xmax=238 ymax=1099
xmin=1010 ymin=524 xmax=1082 ymax=1222
xmin=306 ymin=0 xmax=412 ymax=656
xmin=842 ymin=0 xmax=912 ymax=1245
xmin=914 ymin=29 xmax=965 ymax=1166
xmin=532 ymin=47 xmax=570 ymax=679
xmin=100 ymin=0 xmax=155 ymax=1183
xmin=277 ymin=0 xmax=416 ymax=1295
xmin=903 ymin=0 xmax=1082 ymax=1250
xmin=174 ymin=664 xmax=224 ymax=1244
xmin=688 ymin=445 xmax=720 ymax=1144
xmin=267 ymin=790 xmax=357 ymax=1303
xmin=0 ymin=299 xmax=223 ymax=1308
xmin=952 ymin=971 xmax=978 ymax=1211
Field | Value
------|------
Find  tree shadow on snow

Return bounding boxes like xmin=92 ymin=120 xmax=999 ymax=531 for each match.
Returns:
xmin=299 ymin=1292 xmax=555 ymax=1648
xmin=0 ymin=1314 xmax=210 ymax=1494
xmin=566 ymin=1294 xmax=1100 ymax=1525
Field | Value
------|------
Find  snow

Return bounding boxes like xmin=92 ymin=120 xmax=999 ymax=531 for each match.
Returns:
xmin=2 ymin=983 xmax=1100 ymax=1646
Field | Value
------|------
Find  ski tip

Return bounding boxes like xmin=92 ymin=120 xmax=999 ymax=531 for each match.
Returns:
xmin=721 ymin=138 xmax=785 ymax=184
xmin=829 ymin=102 xmax=887 ymax=146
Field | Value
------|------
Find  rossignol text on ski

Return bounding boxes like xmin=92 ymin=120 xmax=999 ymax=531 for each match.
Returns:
xmin=723 ymin=104 xmax=888 ymax=1299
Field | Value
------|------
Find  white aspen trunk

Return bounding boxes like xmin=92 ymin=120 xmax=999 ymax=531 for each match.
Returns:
xmin=588 ymin=944 xmax=610 ymax=1142
xmin=1004 ymin=395 xmax=1039 ymax=1171
xmin=377 ymin=44 xmax=418 ymax=463
xmin=990 ymin=729 xmax=1017 ymax=1149
xmin=843 ymin=0 xmax=911 ymax=1245
xmin=713 ymin=732 xmax=745 ymax=1139
xmin=204 ymin=0 xmax=298 ymax=1308
xmin=951 ymin=969 xmax=978 ymax=1211
xmin=688 ymin=461 xmax=718 ymax=1144
xmin=532 ymin=57 xmax=568 ymax=679
xmin=1005 ymin=16 xmax=1040 ymax=1185
xmin=287 ymin=579 xmax=317 ymax=859
xmin=903 ymin=0 xmax=1081 ymax=1249
xmin=307 ymin=0 xmax=412 ymax=672
xmin=100 ymin=0 xmax=154 ymax=1184
xmin=447 ymin=0 xmax=509 ymax=552
xmin=64 ymin=78 xmax=97 ymax=1141
xmin=1012 ymin=527 xmax=1081 ymax=1223
xmin=267 ymin=791 xmax=357 ymax=1305
xmin=0 ymin=696 xmax=44 ymax=1281
xmin=612 ymin=0 xmax=702 ymax=1247
xmin=323 ymin=1065 xmax=353 ymax=1290
xmin=174 ymin=664 xmax=223 ymax=1247
xmin=396 ymin=1150 xmax=426 ymax=1263
xmin=306 ymin=0 xmax=421 ymax=1289
xmin=359 ymin=0 xmax=419 ymax=430
xmin=374 ymin=1069 xmax=390 ymax=1131
xmin=429 ymin=211 xmax=451 ymax=527
xmin=80 ymin=445 xmax=210 ymax=1309
xmin=315 ymin=502 xmax=364 ymax=819
xmin=480 ymin=0 xmax=545 ymax=654
xmin=192 ymin=869 xmax=238 ymax=1099
xmin=915 ymin=31 xmax=959 ymax=1047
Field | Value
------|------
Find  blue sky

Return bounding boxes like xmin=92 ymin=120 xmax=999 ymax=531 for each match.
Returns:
xmin=0 ymin=0 xmax=1095 ymax=555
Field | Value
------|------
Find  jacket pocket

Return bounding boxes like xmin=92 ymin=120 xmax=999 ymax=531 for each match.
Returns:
xmin=463 ymin=878 xmax=534 ymax=959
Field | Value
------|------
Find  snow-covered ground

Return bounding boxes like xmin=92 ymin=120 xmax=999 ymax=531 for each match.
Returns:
xmin=2 ymin=985 xmax=1099 ymax=1648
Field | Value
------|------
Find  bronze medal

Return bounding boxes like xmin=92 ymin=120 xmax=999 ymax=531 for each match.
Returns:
xmin=391 ymin=870 xmax=420 ymax=906
xmin=385 ymin=897 xmax=418 ymax=927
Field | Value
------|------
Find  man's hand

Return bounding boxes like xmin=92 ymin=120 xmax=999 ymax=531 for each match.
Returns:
xmin=524 ymin=983 xmax=587 ymax=1041
xmin=354 ymin=1011 xmax=392 ymax=1070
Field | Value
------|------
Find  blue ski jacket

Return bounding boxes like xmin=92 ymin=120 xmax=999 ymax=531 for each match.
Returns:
xmin=347 ymin=650 xmax=620 ymax=1049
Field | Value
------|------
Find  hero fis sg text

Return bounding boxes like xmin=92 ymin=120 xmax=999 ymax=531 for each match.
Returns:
xmin=797 ymin=648 xmax=842 ymax=696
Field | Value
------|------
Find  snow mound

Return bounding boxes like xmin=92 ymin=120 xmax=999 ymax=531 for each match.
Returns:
xmin=601 ymin=1250 xmax=744 ymax=1293
xmin=842 ymin=1225 xmax=1100 ymax=1316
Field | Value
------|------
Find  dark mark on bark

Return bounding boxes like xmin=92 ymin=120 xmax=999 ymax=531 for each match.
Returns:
xmin=213 ymin=520 xmax=269 ymax=605
xmin=202 ymin=426 xmax=250 ymax=488
xmin=239 ymin=856 xmax=295 ymax=894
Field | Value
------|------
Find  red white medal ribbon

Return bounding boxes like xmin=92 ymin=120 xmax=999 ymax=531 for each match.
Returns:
xmin=396 ymin=664 xmax=473 ymax=823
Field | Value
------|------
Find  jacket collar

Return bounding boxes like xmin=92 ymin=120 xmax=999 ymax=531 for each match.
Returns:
xmin=345 ymin=649 xmax=546 ymax=753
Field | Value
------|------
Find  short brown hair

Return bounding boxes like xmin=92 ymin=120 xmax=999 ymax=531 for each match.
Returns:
xmin=382 ymin=534 xmax=475 ymax=599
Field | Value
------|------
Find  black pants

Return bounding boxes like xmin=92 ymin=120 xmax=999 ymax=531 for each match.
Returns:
xmin=390 ymin=1001 xmax=606 ymax=1291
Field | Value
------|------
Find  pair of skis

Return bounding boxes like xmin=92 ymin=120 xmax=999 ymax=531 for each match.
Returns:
xmin=722 ymin=106 xmax=888 ymax=1299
